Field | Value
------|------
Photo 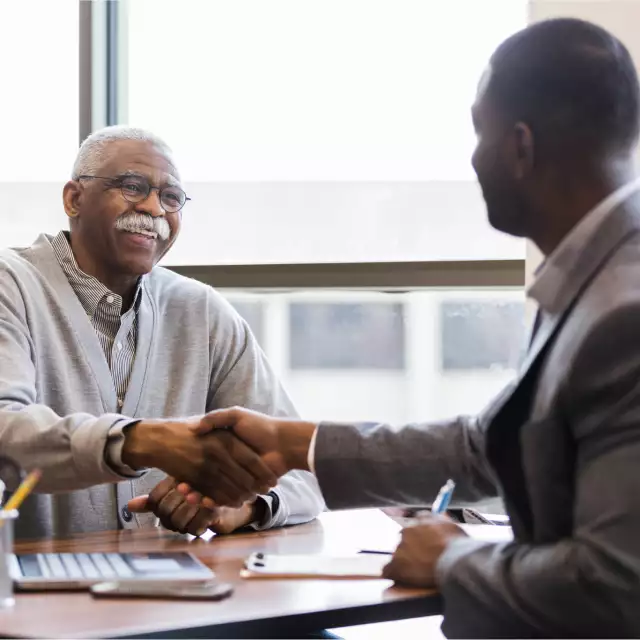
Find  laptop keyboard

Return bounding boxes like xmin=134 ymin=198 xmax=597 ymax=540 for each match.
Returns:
xmin=18 ymin=553 xmax=134 ymax=580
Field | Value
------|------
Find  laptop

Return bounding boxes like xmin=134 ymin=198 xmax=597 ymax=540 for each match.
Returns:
xmin=9 ymin=551 xmax=215 ymax=591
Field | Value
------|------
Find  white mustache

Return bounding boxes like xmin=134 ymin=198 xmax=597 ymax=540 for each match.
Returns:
xmin=114 ymin=213 xmax=171 ymax=241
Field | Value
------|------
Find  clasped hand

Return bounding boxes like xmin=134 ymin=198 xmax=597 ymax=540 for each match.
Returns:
xmin=124 ymin=408 xmax=306 ymax=535
xmin=123 ymin=413 xmax=281 ymax=508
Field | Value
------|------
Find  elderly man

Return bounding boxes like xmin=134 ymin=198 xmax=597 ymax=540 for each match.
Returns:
xmin=0 ymin=125 xmax=323 ymax=540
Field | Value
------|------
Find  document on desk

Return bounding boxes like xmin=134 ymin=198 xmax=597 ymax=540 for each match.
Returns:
xmin=242 ymin=552 xmax=390 ymax=580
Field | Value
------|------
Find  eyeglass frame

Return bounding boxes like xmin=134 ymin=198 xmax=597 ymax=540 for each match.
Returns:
xmin=76 ymin=174 xmax=191 ymax=213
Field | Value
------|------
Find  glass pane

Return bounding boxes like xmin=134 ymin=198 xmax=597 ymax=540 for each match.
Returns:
xmin=0 ymin=0 xmax=79 ymax=246
xmin=441 ymin=301 xmax=526 ymax=371
xmin=224 ymin=289 xmax=526 ymax=424
xmin=290 ymin=302 xmax=405 ymax=370
xmin=125 ymin=0 xmax=528 ymax=266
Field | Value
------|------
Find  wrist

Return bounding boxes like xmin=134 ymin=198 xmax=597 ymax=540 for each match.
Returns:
xmin=278 ymin=420 xmax=317 ymax=472
xmin=121 ymin=420 xmax=164 ymax=470
xmin=249 ymin=497 xmax=267 ymax=526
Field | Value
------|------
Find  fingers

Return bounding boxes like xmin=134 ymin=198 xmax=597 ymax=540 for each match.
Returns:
xmin=187 ymin=491 xmax=217 ymax=511
xmin=127 ymin=494 xmax=150 ymax=513
xmin=154 ymin=486 xmax=188 ymax=529
xmin=186 ymin=507 xmax=220 ymax=537
xmin=196 ymin=431 xmax=275 ymax=504
xmin=159 ymin=497 xmax=198 ymax=533
xmin=143 ymin=477 xmax=195 ymax=533
xmin=381 ymin=547 xmax=416 ymax=586
xmin=175 ymin=485 xmax=213 ymax=509
xmin=226 ymin=434 xmax=278 ymax=491
xmin=146 ymin=476 xmax=177 ymax=513
xmin=176 ymin=482 xmax=195 ymax=497
xmin=151 ymin=483 xmax=217 ymax=535
xmin=190 ymin=408 xmax=241 ymax=435
xmin=381 ymin=558 xmax=395 ymax=580
xmin=200 ymin=496 xmax=217 ymax=510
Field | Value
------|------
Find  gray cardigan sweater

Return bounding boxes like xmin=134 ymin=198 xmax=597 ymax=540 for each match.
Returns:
xmin=0 ymin=234 xmax=323 ymax=540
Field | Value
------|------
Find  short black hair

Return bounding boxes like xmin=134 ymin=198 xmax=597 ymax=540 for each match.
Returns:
xmin=487 ymin=18 xmax=640 ymax=156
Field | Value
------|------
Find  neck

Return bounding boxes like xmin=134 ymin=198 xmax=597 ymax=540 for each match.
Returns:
xmin=67 ymin=234 xmax=139 ymax=309
xmin=531 ymin=160 xmax=637 ymax=256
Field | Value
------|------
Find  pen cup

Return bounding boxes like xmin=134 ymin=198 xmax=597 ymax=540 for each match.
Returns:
xmin=0 ymin=510 xmax=18 ymax=608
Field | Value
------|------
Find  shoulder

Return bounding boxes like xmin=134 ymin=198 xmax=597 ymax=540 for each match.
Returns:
xmin=0 ymin=233 xmax=60 ymax=283
xmin=0 ymin=245 xmax=42 ymax=293
xmin=145 ymin=267 xmax=246 ymax=330
xmin=578 ymin=240 xmax=640 ymax=331
xmin=566 ymin=251 xmax=640 ymax=388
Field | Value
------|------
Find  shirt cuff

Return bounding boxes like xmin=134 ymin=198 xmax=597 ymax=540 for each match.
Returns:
xmin=307 ymin=426 xmax=319 ymax=475
xmin=104 ymin=419 xmax=145 ymax=478
xmin=248 ymin=491 xmax=281 ymax=530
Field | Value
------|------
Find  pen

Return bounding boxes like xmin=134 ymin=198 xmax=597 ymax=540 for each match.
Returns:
xmin=431 ymin=479 xmax=456 ymax=515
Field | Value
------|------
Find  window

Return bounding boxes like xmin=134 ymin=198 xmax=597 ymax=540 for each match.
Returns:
xmin=223 ymin=289 xmax=525 ymax=424
xmin=0 ymin=0 xmax=79 ymax=246
xmin=441 ymin=301 xmax=526 ymax=371
xmin=124 ymin=0 xmax=528 ymax=266
xmin=290 ymin=302 xmax=405 ymax=370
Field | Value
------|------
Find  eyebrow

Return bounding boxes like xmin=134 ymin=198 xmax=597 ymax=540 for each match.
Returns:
xmin=116 ymin=170 xmax=182 ymax=189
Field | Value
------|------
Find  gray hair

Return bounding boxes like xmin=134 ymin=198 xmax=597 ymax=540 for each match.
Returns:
xmin=72 ymin=125 xmax=173 ymax=179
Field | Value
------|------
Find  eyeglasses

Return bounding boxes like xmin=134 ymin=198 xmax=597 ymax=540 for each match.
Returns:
xmin=77 ymin=174 xmax=191 ymax=213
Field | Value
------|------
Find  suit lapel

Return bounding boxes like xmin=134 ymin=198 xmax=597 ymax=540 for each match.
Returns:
xmin=486 ymin=199 xmax=640 ymax=539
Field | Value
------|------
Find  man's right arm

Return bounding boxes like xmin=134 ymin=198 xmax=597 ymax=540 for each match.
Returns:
xmin=194 ymin=399 xmax=502 ymax=510
xmin=0 ymin=280 xmax=132 ymax=491
xmin=312 ymin=414 xmax=499 ymax=509
xmin=0 ymin=277 xmax=277 ymax=499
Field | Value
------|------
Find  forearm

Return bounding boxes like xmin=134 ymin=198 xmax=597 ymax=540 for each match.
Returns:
xmin=0 ymin=403 xmax=131 ymax=492
xmin=313 ymin=417 xmax=498 ymax=509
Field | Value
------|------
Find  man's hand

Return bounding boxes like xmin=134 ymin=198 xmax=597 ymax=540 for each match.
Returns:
xmin=128 ymin=477 xmax=262 ymax=535
xmin=121 ymin=417 xmax=278 ymax=507
xmin=191 ymin=407 xmax=317 ymax=477
xmin=382 ymin=516 xmax=468 ymax=588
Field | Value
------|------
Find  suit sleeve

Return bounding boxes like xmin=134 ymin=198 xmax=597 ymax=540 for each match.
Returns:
xmin=435 ymin=304 xmax=640 ymax=638
xmin=313 ymin=388 xmax=506 ymax=509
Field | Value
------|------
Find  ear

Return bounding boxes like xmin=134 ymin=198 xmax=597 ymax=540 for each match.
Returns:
xmin=511 ymin=122 xmax=535 ymax=180
xmin=62 ymin=180 xmax=83 ymax=219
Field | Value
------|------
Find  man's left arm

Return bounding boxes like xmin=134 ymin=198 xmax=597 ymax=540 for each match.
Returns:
xmin=207 ymin=299 xmax=324 ymax=530
xmin=431 ymin=305 xmax=640 ymax=638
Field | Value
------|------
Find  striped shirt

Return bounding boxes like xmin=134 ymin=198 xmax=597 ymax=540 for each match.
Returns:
xmin=51 ymin=231 xmax=142 ymax=410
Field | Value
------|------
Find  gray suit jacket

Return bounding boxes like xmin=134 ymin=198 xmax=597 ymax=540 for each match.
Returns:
xmin=314 ymin=197 xmax=640 ymax=637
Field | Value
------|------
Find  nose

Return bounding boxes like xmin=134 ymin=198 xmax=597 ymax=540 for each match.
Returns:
xmin=134 ymin=188 xmax=165 ymax=217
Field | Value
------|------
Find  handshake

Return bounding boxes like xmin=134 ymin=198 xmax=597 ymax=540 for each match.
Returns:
xmin=121 ymin=408 xmax=317 ymax=535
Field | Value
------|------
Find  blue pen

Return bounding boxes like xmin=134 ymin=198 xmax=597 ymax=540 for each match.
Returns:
xmin=431 ymin=479 xmax=456 ymax=514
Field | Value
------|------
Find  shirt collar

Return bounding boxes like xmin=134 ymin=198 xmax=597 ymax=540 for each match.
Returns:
xmin=528 ymin=176 xmax=640 ymax=314
xmin=51 ymin=230 xmax=144 ymax=317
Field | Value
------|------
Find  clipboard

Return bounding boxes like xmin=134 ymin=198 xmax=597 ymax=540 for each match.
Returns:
xmin=241 ymin=552 xmax=390 ymax=580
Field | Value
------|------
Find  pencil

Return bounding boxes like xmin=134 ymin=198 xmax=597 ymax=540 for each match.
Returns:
xmin=3 ymin=469 xmax=41 ymax=512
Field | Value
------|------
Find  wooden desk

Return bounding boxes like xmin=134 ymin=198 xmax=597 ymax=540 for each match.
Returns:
xmin=0 ymin=509 xmax=441 ymax=639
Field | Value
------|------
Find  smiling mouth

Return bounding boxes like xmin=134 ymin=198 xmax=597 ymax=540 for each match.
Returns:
xmin=121 ymin=229 xmax=158 ymax=239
